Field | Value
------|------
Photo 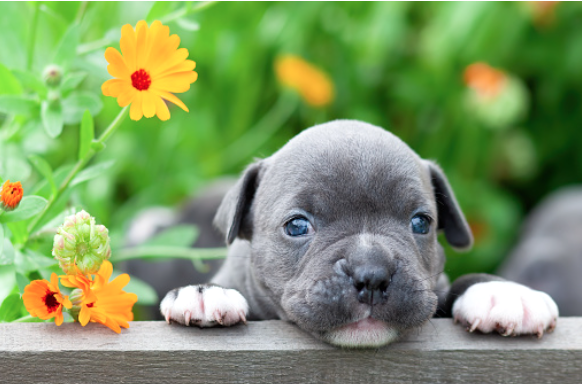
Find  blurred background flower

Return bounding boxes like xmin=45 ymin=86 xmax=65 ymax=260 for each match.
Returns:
xmin=0 ymin=1 xmax=580 ymax=319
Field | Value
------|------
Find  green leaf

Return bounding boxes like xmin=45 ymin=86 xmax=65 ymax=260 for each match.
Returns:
xmin=0 ymin=237 xmax=14 ymax=265
xmin=41 ymin=100 xmax=64 ymax=138
xmin=145 ymin=225 xmax=199 ymax=247
xmin=15 ymin=249 xmax=57 ymax=274
xmin=29 ymin=155 xmax=56 ymax=196
xmin=0 ymin=225 xmax=3 ymax=257
xmin=0 ymin=95 xmax=38 ymax=116
xmin=0 ymin=63 xmax=22 ymax=95
xmin=0 ymin=196 xmax=48 ymax=223
xmin=0 ymin=265 xmax=16 ymax=305
xmin=146 ymin=2 xmax=179 ymax=22
xmin=113 ymin=270 xmax=158 ymax=306
xmin=62 ymin=91 xmax=103 ymax=124
xmin=0 ymin=293 xmax=23 ymax=322
xmin=60 ymin=72 xmax=87 ymax=96
xmin=71 ymin=160 xmax=115 ymax=187
xmin=53 ymin=24 xmax=80 ymax=67
xmin=12 ymin=70 xmax=47 ymax=97
xmin=79 ymin=110 xmax=94 ymax=160
xmin=6 ymin=221 xmax=27 ymax=245
xmin=177 ymin=18 xmax=200 ymax=32
xmin=15 ymin=273 xmax=29 ymax=294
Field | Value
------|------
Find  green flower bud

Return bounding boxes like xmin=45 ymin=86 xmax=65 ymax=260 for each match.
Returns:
xmin=67 ymin=288 xmax=84 ymax=321
xmin=43 ymin=64 xmax=63 ymax=87
xmin=52 ymin=210 xmax=111 ymax=275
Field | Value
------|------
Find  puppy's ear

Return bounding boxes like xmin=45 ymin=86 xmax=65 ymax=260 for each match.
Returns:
xmin=424 ymin=160 xmax=473 ymax=250
xmin=214 ymin=161 xmax=263 ymax=245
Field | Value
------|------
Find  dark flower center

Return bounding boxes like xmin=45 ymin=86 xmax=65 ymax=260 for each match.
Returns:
xmin=44 ymin=291 xmax=59 ymax=313
xmin=131 ymin=69 xmax=151 ymax=91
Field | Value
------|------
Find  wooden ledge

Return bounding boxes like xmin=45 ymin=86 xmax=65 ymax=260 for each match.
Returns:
xmin=1 ymin=318 xmax=581 ymax=383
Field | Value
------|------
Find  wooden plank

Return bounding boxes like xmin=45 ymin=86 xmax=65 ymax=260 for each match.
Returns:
xmin=1 ymin=318 xmax=581 ymax=384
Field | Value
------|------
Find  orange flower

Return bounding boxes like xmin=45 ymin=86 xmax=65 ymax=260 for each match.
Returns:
xmin=61 ymin=260 xmax=138 ymax=333
xmin=22 ymin=273 xmax=72 ymax=326
xmin=275 ymin=55 xmax=334 ymax=107
xmin=102 ymin=20 xmax=198 ymax=121
xmin=463 ymin=62 xmax=507 ymax=100
xmin=1 ymin=180 xmax=23 ymax=210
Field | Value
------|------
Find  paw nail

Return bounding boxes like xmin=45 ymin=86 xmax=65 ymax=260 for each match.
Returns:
xmin=469 ymin=319 xmax=480 ymax=333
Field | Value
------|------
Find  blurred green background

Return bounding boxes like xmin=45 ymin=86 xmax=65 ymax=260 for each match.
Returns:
xmin=1 ymin=1 xmax=580 ymax=317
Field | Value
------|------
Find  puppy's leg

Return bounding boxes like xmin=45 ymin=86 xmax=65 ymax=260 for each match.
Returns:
xmin=160 ymin=284 xmax=248 ymax=327
xmin=444 ymin=274 xmax=558 ymax=338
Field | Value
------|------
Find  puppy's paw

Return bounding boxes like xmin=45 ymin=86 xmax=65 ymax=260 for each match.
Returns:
xmin=160 ymin=285 xmax=249 ymax=327
xmin=452 ymin=281 xmax=558 ymax=338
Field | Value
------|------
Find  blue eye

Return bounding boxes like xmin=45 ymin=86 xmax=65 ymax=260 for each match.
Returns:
xmin=284 ymin=217 xmax=313 ymax=237
xmin=411 ymin=214 xmax=431 ymax=234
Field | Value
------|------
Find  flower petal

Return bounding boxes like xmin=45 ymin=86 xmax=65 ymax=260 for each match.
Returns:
xmin=105 ymin=47 xmax=131 ymax=79
xmin=135 ymin=20 xmax=149 ymax=69
xmin=55 ymin=310 xmax=64 ymax=326
xmin=79 ymin=305 xmax=91 ymax=326
xmin=97 ymin=260 xmax=113 ymax=282
xmin=130 ymin=92 xmax=144 ymax=120
xmin=152 ymin=71 xmax=198 ymax=93
xmin=142 ymin=91 xmax=156 ymax=118
xmin=150 ymin=47 xmax=189 ymax=78
xmin=153 ymin=60 xmax=196 ymax=80
xmin=120 ymin=24 xmax=137 ymax=72
xmin=154 ymin=95 xmax=170 ymax=121
xmin=102 ymin=79 xmax=130 ymax=98
xmin=148 ymin=33 xmax=180 ymax=74
xmin=151 ymin=88 xmax=189 ymax=112
xmin=117 ymin=87 xmax=138 ymax=108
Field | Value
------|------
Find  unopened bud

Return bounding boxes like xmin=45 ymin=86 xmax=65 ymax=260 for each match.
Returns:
xmin=52 ymin=210 xmax=111 ymax=275
xmin=43 ymin=64 xmax=63 ymax=87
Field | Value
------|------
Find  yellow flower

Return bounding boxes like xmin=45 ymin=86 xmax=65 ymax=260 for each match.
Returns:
xmin=275 ymin=55 xmax=334 ymax=107
xmin=102 ymin=20 xmax=198 ymax=121
xmin=60 ymin=260 xmax=138 ymax=333
xmin=22 ymin=273 xmax=72 ymax=326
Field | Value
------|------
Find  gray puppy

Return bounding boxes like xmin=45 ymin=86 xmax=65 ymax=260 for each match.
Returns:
xmin=160 ymin=120 xmax=558 ymax=348
xmin=498 ymin=187 xmax=582 ymax=316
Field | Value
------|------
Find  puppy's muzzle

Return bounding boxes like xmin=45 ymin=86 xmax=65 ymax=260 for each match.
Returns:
xmin=341 ymin=241 xmax=396 ymax=306
xmin=351 ymin=266 xmax=391 ymax=305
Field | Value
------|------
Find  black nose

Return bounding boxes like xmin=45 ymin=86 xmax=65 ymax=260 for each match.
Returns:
xmin=352 ymin=267 xmax=390 ymax=306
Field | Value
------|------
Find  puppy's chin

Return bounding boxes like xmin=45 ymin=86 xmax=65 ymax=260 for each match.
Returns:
xmin=321 ymin=318 xmax=400 ymax=348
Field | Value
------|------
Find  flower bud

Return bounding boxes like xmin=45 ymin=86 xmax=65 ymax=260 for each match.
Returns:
xmin=67 ymin=288 xmax=84 ymax=321
xmin=52 ymin=210 xmax=111 ymax=275
xmin=43 ymin=64 xmax=63 ymax=87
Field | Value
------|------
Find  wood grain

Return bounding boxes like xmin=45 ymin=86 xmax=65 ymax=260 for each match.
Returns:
xmin=1 ymin=318 xmax=581 ymax=383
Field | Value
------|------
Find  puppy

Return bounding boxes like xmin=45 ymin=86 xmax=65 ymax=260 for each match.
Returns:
xmin=160 ymin=120 xmax=558 ymax=348
xmin=498 ymin=186 xmax=582 ymax=316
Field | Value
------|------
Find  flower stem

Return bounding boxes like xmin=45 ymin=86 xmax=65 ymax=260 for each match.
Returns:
xmin=27 ymin=107 xmax=129 ymax=236
xmin=26 ymin=3 xmax=40 ymax=70
xmin=158 ymin=1 xmax=217 ymax=24
xmin=111 ymin=246 xmax=227 ymax=262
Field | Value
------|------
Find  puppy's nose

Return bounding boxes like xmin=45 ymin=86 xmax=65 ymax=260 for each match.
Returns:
xmin=352 ymin=267 xmax=390 ymax=306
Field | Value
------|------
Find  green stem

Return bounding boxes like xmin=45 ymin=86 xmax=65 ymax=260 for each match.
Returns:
xmin=27 ymin=107 xmax=129 ymax=235
xmin=158 ymin=1 xmax=217 ymax=24
xmin=26 ymin=3 xmax=40 ymax=70
xmin=216 ymin=91 xmax=298 ymax=170
xmin=111 ymin=246 xmax=227 ymax=262
xmin=74 ymin=1 xmax=89 ymax=25
xmin=12 ymin=315 xmax=34 ymax=323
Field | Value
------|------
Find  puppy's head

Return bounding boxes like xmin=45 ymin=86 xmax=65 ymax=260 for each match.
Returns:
xmin=215 ymin=120 xmax=472 ymax=347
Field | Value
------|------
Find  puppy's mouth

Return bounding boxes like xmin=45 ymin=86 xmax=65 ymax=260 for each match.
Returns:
xmin=321 ymin=317 xmax=399 ymax=348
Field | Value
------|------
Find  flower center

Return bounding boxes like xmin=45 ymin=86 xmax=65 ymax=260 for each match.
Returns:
xmin=131 ymin=69 xmax=151 ymax=91
xmin=44 ymin=291 xmax=59 ymax=313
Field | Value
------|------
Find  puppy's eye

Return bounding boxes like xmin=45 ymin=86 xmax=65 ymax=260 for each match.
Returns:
xmin=284 ymin=217 xmax=313 ymax=237
xmin=411 ymin=214 xmax=431 ymax=234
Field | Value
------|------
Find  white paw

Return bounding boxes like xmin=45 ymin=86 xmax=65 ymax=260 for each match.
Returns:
xmin=160 ymin=285 xmax=249 ymax=327
xmin=452 ymin=281 xmax=558 ymax=338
